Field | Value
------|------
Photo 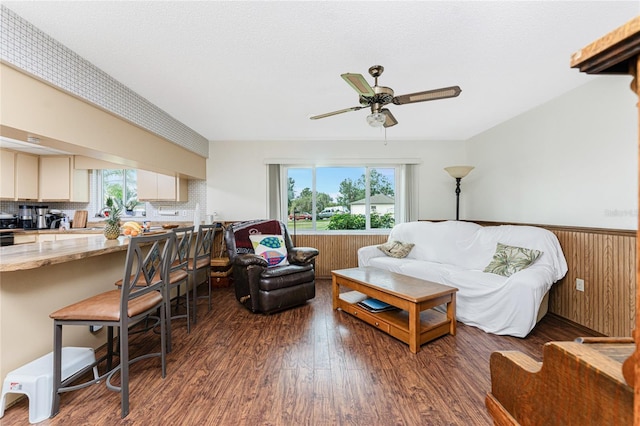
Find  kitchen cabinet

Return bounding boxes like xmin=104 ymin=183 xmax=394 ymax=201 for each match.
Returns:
xmin=39 ymin=156 xmax=89 ymax=202
xmin=13 ymin=234 xmax=37 ymax=244
xmin=1 ymin=151 xmax=88 ymax=201
xmin=137 ymin=170 xmax=188 ymax=202
xmin=54 ymin=233 xmax=99 ymax=241
xmin=12 ymin=233 xmax=100 ymax=244
xmin=15 ymin=153 xmax=38 ymax=200
xmin=0 ymin=150 xmax=15 ymax=199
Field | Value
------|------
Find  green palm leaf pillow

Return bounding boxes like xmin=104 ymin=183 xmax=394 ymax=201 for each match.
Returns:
xmin=483 ymin=243 xmax=543 ymax=277
xmin=378 ymin=240 xmax=415 ymax=259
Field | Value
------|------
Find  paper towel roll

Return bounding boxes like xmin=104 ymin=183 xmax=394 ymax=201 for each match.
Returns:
xmin=193 ymin=203 xmax=200 ymax=231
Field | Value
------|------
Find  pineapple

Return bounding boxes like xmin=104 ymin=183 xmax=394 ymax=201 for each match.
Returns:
xmin=103 ymin=197 xmax=122 ymax=240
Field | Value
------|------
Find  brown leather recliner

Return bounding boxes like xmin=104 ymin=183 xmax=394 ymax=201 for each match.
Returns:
xmin=225 ymin=219 xmax=319 ymax=314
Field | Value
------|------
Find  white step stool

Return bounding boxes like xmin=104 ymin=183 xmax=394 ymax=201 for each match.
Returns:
xmin=0 ymin=347 xmax=98 ymax=424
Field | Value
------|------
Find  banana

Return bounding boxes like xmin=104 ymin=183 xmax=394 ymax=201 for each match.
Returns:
xmin=122 ymin=221 xmax=143 ymax=232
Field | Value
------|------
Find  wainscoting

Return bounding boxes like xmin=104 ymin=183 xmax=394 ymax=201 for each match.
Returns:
xmin=296 ymin=224 xmax=637 ymax=337
xmin=548 ymin=227 xmax=636 ymax=337
xmin=295 ymin=234 xmax=387 ymax=279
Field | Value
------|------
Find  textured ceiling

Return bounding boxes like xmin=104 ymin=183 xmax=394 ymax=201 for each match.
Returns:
xmin=3 ymin=1 xmax=639 ymax=143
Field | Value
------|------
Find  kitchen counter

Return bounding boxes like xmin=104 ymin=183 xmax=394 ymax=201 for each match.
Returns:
xmin=0 ymin=227 xmax=104 ymax=234
xmin=0 ymin=235 xmax=130 ymax=272
xmin=3 ymin=228 xmax=105 ymax=235
xmin=18 ymin=228 xmax=104 ymax=234
xmin=1 ymin=220 xmax=191 ymax=235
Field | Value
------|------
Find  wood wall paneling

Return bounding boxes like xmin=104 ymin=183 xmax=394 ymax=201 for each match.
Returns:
xmin=549 ymin=229 xmax=635 ymax=337
xmin=295 ymin=234 xmax=387 ymax=279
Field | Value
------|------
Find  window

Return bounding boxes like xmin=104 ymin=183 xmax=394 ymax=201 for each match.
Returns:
xmin=100 ymin=169 xmax=141 ymax=212
xmin=285 ymin=166 xmax=399 ymax=231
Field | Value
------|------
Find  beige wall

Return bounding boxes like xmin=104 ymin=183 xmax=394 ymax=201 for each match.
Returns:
xmin=207 ymin=139 xmax=468 ymax=222
xmin=466 ymin=77 xmax=637 ymax=230
xmin=0 ymin=64 xmax=206 ymax=180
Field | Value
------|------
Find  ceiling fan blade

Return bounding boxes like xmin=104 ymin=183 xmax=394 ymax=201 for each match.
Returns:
xmin=380 ymin=108 xmax=398 ymax=128
xmin=392 ymin=85 xmax=461 ymax=105
xmin=341 ymin=73 xmax=375 ymax=97
xmin=309 ymin=106 xmax=365 ymax=120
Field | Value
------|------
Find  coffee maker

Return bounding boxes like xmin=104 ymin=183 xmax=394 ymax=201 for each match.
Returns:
xmin=18 ymin=205 xmax=35 ymax=229
xmin=35 ymin=206 xmax=49 ymax=229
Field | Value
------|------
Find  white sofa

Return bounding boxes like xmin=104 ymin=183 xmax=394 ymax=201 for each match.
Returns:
xmin=358 ymin=221 xmax=568 ymax=337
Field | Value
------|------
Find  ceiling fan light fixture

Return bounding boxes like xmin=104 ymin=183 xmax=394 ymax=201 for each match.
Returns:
xmin=366 ymin=112 xmax=386 ymax=127
xmin=312 ymin=66 xmax=462 ymax=127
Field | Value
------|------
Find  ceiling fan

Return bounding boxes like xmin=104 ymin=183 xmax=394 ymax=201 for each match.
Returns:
xmin=310 ymin=65 xmax=461 ymax=128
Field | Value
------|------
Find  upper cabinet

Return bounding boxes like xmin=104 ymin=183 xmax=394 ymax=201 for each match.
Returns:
xmin=137 ymin=170 xmax=188 ymax=202
xmin=39 ymin=156 xmax=89 ymax=202
xmin=15 ymin=152 xmax=39 ymax=200
xmin=1 ymin=150 xmax=40 ymax=200
xmin=0 ymin=150 xmax=15 ymax=199
xmin=39 ymin=156 xmax=69 ymax=200
xmin=0 ymin=150 xmax=89 ymax=202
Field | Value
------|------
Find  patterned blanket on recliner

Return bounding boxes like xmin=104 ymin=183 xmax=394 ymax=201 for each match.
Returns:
xmin=231 ymin=219 xmax=283 ymax=254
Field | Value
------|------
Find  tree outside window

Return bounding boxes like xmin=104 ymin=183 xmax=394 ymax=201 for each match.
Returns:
xmin=101 ymin=169 xmax=140 ymax=213
xmin=287 ymin=166 xmax=396 ymax=231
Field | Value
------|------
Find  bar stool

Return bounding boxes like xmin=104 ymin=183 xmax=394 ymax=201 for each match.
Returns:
xmin=165 ymin=226 xmax=194 ymax=352
xmin=188 ymin=224 xmax=217 ymax=324
xmin=49 ymin=232 xmax=174 ymax=419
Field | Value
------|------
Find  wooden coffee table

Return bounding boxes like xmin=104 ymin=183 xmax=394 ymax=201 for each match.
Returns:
xmin=332 ymin=267 xmax=458 ymax=353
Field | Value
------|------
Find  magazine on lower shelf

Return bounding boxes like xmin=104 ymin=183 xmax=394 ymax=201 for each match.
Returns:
xmin=357 ymin=297 xmax=398 ymax=313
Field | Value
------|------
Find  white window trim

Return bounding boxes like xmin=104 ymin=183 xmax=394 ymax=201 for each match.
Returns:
xmin=277 ymin=163 xmax=409 ymax=234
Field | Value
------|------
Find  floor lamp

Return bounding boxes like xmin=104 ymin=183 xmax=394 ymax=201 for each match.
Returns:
xmin=444 ymin=166 xmax=474 ymax=220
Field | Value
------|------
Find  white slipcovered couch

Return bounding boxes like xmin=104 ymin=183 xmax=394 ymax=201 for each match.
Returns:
xmin=358 ymin=221 xmax=568 ymax=337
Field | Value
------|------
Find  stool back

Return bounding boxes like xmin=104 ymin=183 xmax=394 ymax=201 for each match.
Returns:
xmin=171 ymin=226 xmax=194 ymax=272
xmin=193 ymin=224 xmax=217 ymax=264
xmin=121 ymin=232 xmax=174 ymax=312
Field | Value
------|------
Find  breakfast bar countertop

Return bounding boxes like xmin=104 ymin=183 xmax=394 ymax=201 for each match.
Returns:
xmin=13 ymin=228 xmax=105 ymax=234
xmin=0 ymin=236 xmax=130 ymax=272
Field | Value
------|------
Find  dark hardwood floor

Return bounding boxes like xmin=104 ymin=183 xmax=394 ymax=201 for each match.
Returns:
xmin=2 ymin=279 xmax=599 ymax=425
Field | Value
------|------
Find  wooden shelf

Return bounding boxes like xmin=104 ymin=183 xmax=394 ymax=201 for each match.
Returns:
xmin=210 ymin=257 xmax=231 ymax=277
xmin=211 ymin=269 xmax=232 ymax=278
xmin=211 ymin=257 xmax=230 ymax=267
xmin=338 ymin=291 xmax=450 ymax=348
